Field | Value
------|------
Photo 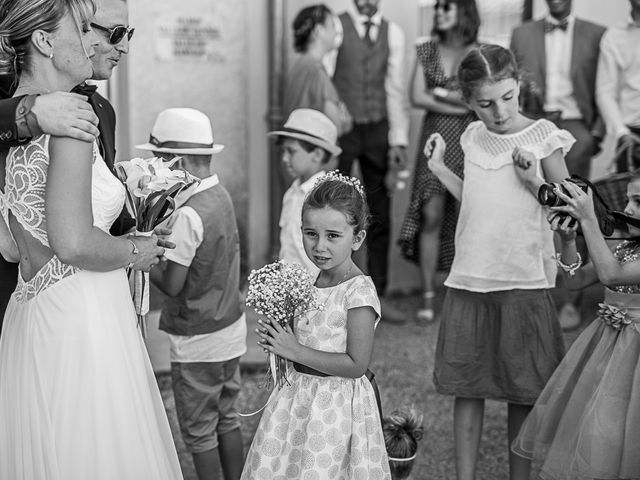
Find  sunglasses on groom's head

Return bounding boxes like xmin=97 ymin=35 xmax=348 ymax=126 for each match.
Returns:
xmin=91 ymin=22 xmax=135 ymax=44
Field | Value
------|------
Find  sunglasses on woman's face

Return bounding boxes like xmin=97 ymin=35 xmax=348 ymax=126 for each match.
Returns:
xmin=91 ymin=22 xmax=135 ymax=44
xmin=435 ymin=2 xmax=454 ymax=12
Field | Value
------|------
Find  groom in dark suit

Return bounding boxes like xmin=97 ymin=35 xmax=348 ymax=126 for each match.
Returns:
xmin=0 ymin=0 xmax=135 ymax=331
xmin=510 ymin=0 xmax=606 ymax=179
xmin=510 ymin=0 xmax=606 ymax=331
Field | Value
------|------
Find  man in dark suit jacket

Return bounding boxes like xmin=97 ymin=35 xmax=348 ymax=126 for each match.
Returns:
xmin=0 ymin=0 xmax=135 ymax=331
xmin=510 ymin=0 xmax=606 ymax=179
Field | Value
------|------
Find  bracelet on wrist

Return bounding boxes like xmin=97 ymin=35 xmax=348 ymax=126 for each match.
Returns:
xmin=432 ymin=87 xmax=449 ymax=100
xmin=554 ymin=252 xmax=582 ymax=277
xmin=126 ymin=238 xmax=139 ymax=269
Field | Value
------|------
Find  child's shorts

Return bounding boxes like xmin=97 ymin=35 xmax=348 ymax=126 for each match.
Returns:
xmin=433 ymin=288 xmax=565 ymax=405
xmin=171 ymin=357 xmax=242 ymax=453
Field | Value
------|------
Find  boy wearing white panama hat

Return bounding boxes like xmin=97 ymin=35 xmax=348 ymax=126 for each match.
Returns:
xmin=145 ymin=108 xmax=246 ymax=480
xmin=268 ymin=108 xmax=342 ymax=275
xmin=136 ymin=107 xmax=225 ymax=155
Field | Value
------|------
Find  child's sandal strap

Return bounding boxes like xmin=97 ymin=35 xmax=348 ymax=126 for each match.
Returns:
xmin=416 ymin=308 xmax=435 ymax=322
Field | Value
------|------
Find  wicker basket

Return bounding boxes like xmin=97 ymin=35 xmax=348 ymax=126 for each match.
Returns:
xmin=593 ymin=172 xmax=632 ymax=213
xmin=592 ymin=135 xmax=639 ymax=213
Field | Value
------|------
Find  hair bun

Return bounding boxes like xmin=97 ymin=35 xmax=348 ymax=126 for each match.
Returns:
xmin=384 ymin=410 xmax=424 ymax=442
xmin=0 ymin=33 xmax=17 ymax=75
xmin=292 ymin=4 xmax=330 ymax=53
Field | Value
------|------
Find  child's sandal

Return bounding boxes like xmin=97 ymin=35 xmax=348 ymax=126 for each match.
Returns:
xmin=416 ymin=291 xmax=436 ymax=324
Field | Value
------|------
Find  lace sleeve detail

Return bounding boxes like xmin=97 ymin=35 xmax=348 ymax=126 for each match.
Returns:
xmin=5 ymin=135 xmax=51 ymax=247
xmin=460 ymin=121 xmax=482 ymax=150
xmin=523 ymin=123 xmax=576 ymax=160
xmin=462 ymin=120 xmax=576 ymax=170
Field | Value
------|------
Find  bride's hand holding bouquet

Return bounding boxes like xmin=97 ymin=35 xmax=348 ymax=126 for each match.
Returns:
xmin=125 ymin=234 xmax=165 ymax=272
xmin=115 ymin=156 xmax=199 ymax=335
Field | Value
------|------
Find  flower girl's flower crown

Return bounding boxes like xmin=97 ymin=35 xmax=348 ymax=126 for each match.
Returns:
xmin=315 ymin=170 xmax=365 ymax=198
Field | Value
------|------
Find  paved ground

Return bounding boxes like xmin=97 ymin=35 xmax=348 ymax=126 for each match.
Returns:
xmin=145 ymin=276 xmax=603 ymax=374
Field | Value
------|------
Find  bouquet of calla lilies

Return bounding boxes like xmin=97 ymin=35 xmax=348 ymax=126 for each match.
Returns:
xmin=115 ymin=156 xmax=199 ymax=336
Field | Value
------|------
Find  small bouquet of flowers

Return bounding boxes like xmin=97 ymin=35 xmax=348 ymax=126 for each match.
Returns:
xmin=246 ymin=260 xmax=324 ymax=389
xmin=115 ymin=156 xmax=199 ymax=336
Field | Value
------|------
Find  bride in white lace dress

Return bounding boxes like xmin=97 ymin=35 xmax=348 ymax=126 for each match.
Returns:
xmin=0 ymin=1 xmax=183 ymax=479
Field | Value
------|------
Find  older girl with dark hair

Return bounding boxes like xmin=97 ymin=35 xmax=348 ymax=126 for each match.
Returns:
xmin=398 ymin=0 xmax=479 ymax=323
xmin=0 ymin=0 xmax=181 ymax=477
xmin=428 ymin=44 xmax=574 ymax=480
xmin=283 ymin=4 xmax=352 ymax=136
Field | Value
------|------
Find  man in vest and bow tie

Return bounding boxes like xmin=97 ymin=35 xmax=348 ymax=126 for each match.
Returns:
xmin=329 ymin=0 xmax=410 ymax=323
xmin=510 ymin=0 xmax=606 ymax=331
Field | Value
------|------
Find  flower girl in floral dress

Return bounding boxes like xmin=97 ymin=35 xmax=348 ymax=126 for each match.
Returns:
xmin=241 ymin=172 xmax=390 ymax=479
xmin=513 ymin=172 xmax=640 ymax=479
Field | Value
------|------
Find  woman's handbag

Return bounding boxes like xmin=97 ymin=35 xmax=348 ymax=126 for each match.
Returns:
xmin=592 ymin=133 xmax=640 ymax=214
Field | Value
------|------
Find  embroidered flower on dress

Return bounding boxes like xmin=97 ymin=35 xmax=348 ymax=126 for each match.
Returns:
xmin=598 ymin=303 xmax=632 ymax=330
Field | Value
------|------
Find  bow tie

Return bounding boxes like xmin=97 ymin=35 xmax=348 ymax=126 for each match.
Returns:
xmin=544 ymin=18 xmax=569 ymax=33
xmin=72 ymin=83 xmax=98 ymax=98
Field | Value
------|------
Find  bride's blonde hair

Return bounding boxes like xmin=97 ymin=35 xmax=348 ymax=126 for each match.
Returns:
xmin=0 ymin=0 xmax=95 ymax=77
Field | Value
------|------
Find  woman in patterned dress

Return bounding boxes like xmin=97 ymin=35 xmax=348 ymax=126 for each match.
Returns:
xmin=242 ymin=174 xmax=390 ymax=479
xmin=398 ymin=0 xmax=479 ymax=323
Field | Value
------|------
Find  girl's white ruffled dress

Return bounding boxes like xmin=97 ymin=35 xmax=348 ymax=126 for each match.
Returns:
xmin=0 ymin=136 xmax=183 ymax=479
xmin=241 ymin=275 xmax=390 ymax=480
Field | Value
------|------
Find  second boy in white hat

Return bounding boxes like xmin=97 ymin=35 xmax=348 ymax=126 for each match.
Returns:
xmin=143 ymin=108 xmax=246 ymax=480
xmin=268 ymin=108 xmax=342 ymax=276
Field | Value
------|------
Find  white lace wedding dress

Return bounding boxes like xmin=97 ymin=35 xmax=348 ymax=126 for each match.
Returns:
xmin=0 ymin=135 xmax=183 ymax=479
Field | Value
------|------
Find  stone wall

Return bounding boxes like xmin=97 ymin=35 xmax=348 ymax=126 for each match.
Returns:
xmin=123 ymin=0 xmax=257 ymax=275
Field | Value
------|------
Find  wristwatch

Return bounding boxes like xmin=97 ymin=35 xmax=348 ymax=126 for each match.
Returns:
xmin=126 ymin=238 xmax=138 ymax=269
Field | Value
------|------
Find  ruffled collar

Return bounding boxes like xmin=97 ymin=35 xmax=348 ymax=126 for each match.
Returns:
xmin=464 ymin=119 xmax=567 ymax=170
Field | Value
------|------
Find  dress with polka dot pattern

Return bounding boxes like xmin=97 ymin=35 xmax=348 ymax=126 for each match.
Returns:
xmin=240 ymin=275 xmax=391 ymax=479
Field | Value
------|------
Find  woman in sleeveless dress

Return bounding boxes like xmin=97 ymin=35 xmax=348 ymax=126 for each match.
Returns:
xmin=0 ymin=1 xmax=182 ymax=478
xmin=398 ymin=0 xmax=479 ymax=323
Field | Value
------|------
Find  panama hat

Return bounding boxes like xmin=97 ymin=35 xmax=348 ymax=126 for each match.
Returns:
xmin=268 ymin=108 xmax=342 ymax=156
xmin=135 ymin=108 xmax=224 ymax=155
